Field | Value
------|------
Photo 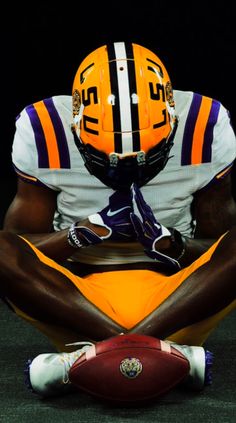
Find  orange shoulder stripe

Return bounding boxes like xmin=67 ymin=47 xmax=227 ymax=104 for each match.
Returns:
xmin=191 ymin=96 xmax=212 ymax=165
xmin=33 ymin=101 xmax=60 ymax=168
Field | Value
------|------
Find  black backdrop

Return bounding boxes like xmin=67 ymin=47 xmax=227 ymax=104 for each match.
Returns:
xmin=1 ymin=1 xmax=236 ymax=218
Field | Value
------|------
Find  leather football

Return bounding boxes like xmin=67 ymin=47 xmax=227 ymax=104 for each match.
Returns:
xmin=69 ymin=334 xmax=190 ymax=404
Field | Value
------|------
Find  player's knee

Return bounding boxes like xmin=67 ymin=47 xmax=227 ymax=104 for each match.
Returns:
xmin=0 ymin=230 xmax=23 ymax=255
xmin=217 ymin=226 xmax=236 ymax=257
xmin=0 ymin=230 xmax=16 ymax=246
xmin=225 ymin=226 xmax=236 ymax=244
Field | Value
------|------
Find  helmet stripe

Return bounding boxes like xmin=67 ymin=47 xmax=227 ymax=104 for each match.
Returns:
xmin=107 ymin=43 xmax=122 ymax=152
xmin=114 ymin=42 xmax=133 ymax=153
xmin=125 ymin=43 xmax=141 ymax=151
xmin=107 ymin=42 xmax=140 ymax=154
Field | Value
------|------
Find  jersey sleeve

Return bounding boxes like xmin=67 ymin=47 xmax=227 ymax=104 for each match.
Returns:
xmin=12 ymin=97 xmax=72 ymax=190
xmin=186 ymin=97 xmax=236 ymax=191
xmin=210 ymin=104 xmax=236 ymax=179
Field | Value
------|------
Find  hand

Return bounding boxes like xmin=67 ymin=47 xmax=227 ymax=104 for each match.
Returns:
xmin=130 ymin=183 xmax=181 ymax=269
xmin=88 ymin=190 xmax=136 ymax=241
xmin=68 ymin=191 xmax=136 ymax=248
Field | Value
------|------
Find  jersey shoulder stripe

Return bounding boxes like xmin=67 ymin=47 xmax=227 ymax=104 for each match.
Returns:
xmin=25 ymin=97 xmax=71 ymax=169
xmin=181 ymin=93 xmax=220 ymax=165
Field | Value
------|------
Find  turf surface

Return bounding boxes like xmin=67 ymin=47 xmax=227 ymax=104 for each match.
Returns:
xmin=0 ymin=302 xmax=235 ymax=423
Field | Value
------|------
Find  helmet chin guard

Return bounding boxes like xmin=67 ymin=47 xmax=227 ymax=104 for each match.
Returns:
xmin=72 ymin=41 xmax=178 ymax=190
xmin=72 ymin=118 xmax=178 ymax=191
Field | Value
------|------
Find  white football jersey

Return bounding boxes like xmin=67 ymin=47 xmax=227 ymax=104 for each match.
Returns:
xmin=11 ymin=91 xmax=236 ymax=264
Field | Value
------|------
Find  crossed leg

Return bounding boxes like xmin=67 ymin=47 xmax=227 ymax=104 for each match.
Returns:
xmin=0 ymin=229 xmax=236 ymax=348
xmin=0 ymin=231 xmax=125 ymax=343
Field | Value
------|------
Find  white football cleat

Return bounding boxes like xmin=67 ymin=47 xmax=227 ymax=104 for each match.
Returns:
xmin=167 ymin=342 xmax=213 ymax=390
xmin=24 ymin=342 xmax=94 ymax=397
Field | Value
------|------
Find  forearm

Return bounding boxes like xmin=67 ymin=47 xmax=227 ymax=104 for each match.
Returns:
xmin=156 ymin=233 xmax=218 ymax=268
xmin=22 ymin=230 xmax=73 ymax=261
xmin=19 ymin=219 xmax=108 ymax=262
xmin=0 ymin=231 xmax=126 ymax=341
xmin=180 ymin=236 xmax=219 ymax=266
xmin=129 ymin=229 xmax=236 ymax=339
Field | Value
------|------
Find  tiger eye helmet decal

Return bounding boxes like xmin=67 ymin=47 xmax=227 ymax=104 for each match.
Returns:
xmin=72 ymin=41 xmax=178 ymax=190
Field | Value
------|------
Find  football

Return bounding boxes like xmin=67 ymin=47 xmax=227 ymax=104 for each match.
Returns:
xmin=69 ymin=334 xmax=190 ymax=404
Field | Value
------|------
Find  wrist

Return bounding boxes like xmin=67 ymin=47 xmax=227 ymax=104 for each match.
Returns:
xmin=154 ymin=228 xmax=185 ymax=260
xmin=88 ymin=214 xmax=111 ymax=238
xmin=166 ymin=228 xmax=186 ymax=261
xmin=67 ymin=221 xmax=103 ymax=249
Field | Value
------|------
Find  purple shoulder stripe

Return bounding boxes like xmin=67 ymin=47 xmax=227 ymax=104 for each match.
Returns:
xmin=43 ymin=98 xmax=70 ymax=168
xmin=26 ymin=104 xmax=49 ymax=168
xmin=25 ymin=98 xmax=71 ymax=169
xmin=202 ymin=99 xmax=220 ymax=163
xmin=181 ymin=94 xmax=221 ymax=165
xmin=181 ymin=93 xmax=202 ymax=165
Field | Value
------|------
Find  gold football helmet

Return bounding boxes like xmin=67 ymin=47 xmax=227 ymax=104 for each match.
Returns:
xmin=72 ymin=41 xmax=178 ymax=190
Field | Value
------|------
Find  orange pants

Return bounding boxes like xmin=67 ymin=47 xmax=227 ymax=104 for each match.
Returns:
xmin=11 ymin=235 xmax=236 ymax=351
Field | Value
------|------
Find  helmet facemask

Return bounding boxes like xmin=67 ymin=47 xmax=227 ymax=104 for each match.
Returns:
xmin=72 ymin=119 xmax=178 ymax=191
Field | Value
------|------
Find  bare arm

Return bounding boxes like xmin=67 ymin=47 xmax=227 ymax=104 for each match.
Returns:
xmin=156 ymin=174 xmax=236 ymax=266
xmin=3 ymin=179 xmax=71 ymax=261
xmin=3 ymin=179 xmax=107 ymax=262
xmin=129 ymin=173 xmax=236 ymax=337
xmin=3 ymin=178 xmax=126 ymax=337
xmin=193 ymin=173 xmax=236 ymax=238
xmin=5 ymin=174 xmax=236 ymax=264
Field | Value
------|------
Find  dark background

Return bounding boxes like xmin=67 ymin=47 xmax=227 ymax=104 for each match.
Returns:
xmin=0 ymin=4 xmax=235 ymax=421
xmin=1 ymin=1 xmax=236 ymax=225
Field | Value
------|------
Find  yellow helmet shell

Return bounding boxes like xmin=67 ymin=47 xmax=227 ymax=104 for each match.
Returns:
xmin=72 ymin=42 xmax=176 ymax=158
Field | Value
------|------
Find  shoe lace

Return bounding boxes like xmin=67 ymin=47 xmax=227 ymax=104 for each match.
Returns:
xmin=61 ymin=341 xmax=94 ymax=384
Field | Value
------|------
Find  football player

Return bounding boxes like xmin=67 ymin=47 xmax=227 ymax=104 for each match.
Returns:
xmin=1 ymin=41 xmax=236 ymax=397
